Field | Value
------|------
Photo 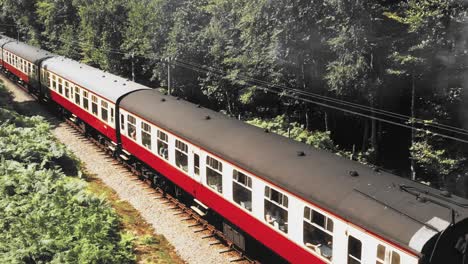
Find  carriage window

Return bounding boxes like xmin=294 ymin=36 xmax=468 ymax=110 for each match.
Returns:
xmin=46 ymin=72 xmax=50 ymax=87
xmin=141 ymin=121 xmax=151 ymax=149
xmin=304 ymin=207 xmax=333 ymax=260
xmin=29 ymin=64 xmax=33 ymax=75
xmin=175 ymin=140 xmax=188 ymax=172
xmin=40 ymin=70 xmax=45 ymax=84
xmin=264 ymin=186 xmax=288 ymax=233
xmin=348 ymin=236 xmax=362 ymax=264
xmin=91 ymin=95 xmax=98 ymax=115
xmin=82 ymin=91 xmax=89 ymax=110
xmin=58 ymin=78 xmax=63 ymax=94
xmin=64 ymin=81 xmax=70 ymax=99
xmin=377 ymin=245 xmax=400 ymax=264
xmin=127 ymin=115 xmax=136 ymax=140
xmin=391 ymin=252 xmax=400 ymax=264
xmin=157 ymin=130 xmax=169 ymax=160
xmin=74 ymin=87 xmax=80 ymax=105
xmin=110 ymin=108 xmax=114 ymax=123
xmin=206 ymin=156 xmax=223 ymax=193
xmin=101 ymin=100 xmax=108 ymax=122
xmin=52 ymin=75 xmax=57 ymax=90
xmin=233 ymin=170 xmax=252 ymax=211
xmin=194 ymin=154 xmax=200 ymax=176
xmin=120 ymin=114 xmax=125 ymax=130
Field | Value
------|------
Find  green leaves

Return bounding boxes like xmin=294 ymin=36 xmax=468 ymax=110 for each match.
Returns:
xmin=0 ymin=85 xmax=135 ymax=263
xmin=247 ymin=115 xmax=336 ymax=151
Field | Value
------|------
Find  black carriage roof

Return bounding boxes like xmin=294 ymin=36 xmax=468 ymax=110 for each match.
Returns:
xmin=121 ymin=89 xmax=468 ymax=253
xmin=42 ymin=57 xmax=150 ymax=103
xmin=3 ymin=40 xmax=53 ymax=64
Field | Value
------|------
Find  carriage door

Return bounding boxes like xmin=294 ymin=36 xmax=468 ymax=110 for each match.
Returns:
xmin=192 ymin=150 xmax=201 ymax=183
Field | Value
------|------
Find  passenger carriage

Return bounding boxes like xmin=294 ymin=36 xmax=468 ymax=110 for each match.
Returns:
xmin=2 ymin=35 xmax=467 ymax=264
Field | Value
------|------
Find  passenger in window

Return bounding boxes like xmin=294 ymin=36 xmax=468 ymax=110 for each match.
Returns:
xmin=159 ymin=147 xmax=168 ymax=160
xmin=265 ymin=209 xmax=283 ymax=229
xmin=304 ymin=222 xmax=333 ymax=260
xmin=128 ymin=125 xmax=136 ymax=140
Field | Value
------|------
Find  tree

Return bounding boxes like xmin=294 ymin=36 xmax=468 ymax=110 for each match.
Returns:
xmin=36 ymin=0 xmax=81 ymax=58
xmin=73 ymin=0 xmax=128 ymax=73
xmin=386 ymin=0 xmax=468 ymax=182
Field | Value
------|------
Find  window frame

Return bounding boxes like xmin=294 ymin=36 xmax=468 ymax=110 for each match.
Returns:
xmin=377 ymin=245 xmax=400 ymax=264
xmin=120 ymin=114 xmax=125 ymax=131
xmin=304 ymin=207 xmax=334 ymax=234
xmin=232 ymin=169 xmax=253 ymax=211
xmin=141 ymin=121 xmax=152 ymax=149
xmin=58 ymin=78 xmax=63 ymax=94
xmin=101 ymin=100 xmax=109 ymax=122
xmin=52 ymin=75 xmax=57 ymax=90
xmin=157 ymin=130 xmax=169 ymax=160
xmin=64 ymin=81 xmax=70 ymax=99
xmin=82 ymin=90 xmax=89 ymax=110
xmin=347 ymin=236 xmax=362 ymax=264
xmin=74 ymin=87 xmax=81 ymax=105
xmin=175 ymin=139 xmax=188 ymax=172
xmin=264 ymin=186 xmax=289 ymax=233
xmin=194 ymin=153 xmax=200 ymax=176
xmin=127 ymin=114 xmax=137 ymax=140
xmin=91 ymin=95 xmax=99 ymax=116
xmin=264 ymin=186 xmax=289 ymax=210
xmin=206 ymin=156 xmax=223 ymax=193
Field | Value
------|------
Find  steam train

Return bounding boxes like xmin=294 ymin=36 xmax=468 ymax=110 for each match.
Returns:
xmin=1 ymin=35 xmax=467 ymax=264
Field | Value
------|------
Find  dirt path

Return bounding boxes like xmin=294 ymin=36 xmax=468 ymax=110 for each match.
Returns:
xmin=1 ymin=76 xmax=234 ymax=264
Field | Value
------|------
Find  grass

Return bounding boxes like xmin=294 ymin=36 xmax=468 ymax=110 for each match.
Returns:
xmin=85 ymin=172 xmax=186 ymax=264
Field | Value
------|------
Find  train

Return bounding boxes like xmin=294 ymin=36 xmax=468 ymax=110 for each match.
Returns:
xmin=1 ymin=35 xmax=467 ymax=264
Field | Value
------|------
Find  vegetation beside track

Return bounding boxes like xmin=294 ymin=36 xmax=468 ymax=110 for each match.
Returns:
xmin=0 ymin=81 xmax=183 ymax=263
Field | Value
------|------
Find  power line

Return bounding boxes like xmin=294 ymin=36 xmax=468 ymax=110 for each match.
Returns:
xmin=173 ymin=59 xmax=468 ymax=144
xmin=31 ymin=36 xmax=468 ymax=142
xmin=174 ymin=58 xmax=468 ymax=136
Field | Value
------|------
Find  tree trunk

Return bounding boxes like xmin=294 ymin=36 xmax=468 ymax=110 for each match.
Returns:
xmin=410 ymin=73 xmax=416 ymax=181
xmin=131 ymin=52 xmax=135 ymax=82
xmin=225 ymin=89 xmax=233 ymax=115
xmin=370 ymin=94 xmax=378 ymax=163
xmin=324 ymin=111 xmax=329 ymax=131
xmin=362 ymin=119 xmax=369 ymax=152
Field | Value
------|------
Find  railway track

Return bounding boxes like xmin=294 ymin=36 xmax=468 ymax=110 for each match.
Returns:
xmin=5 ymin=75 xmax=259 ymax=264
xmin=64 ymin=119 xmax=257 ymax=264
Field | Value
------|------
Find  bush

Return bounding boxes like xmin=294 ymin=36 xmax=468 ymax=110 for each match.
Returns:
xmin=0 ymin=84 xmax=135 ymax=263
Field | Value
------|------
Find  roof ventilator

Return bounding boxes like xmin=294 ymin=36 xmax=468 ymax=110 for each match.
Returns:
xmin=264 ymin=129 xmax=270 ymax=133
xmin=349 ymin=170 xmax=359 ymax=177
xmin=197 ymin=104 xmax=202 ymax=108
xmin=416 ymin=195 xmax=428 ymax=203
xmin=161 ymin=98 xmax=166 ymax=102
xmin=205 ymin=115 xmax=211 ymax=120
xmin=297 ymin=151 xmax=306 ymax=157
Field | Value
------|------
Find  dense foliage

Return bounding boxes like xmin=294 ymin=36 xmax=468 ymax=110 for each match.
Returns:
xmin=1 ymin=0 xmax=467 ymax=194
xmin=0 ymin=86 xmax=135 ymax=263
